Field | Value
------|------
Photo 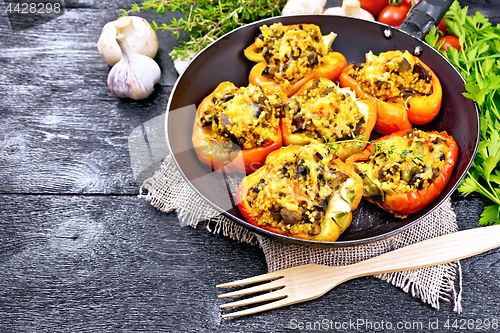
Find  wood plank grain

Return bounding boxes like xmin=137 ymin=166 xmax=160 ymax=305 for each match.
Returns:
xmin=0 ymin=7 xmax=182 ymax=194
xmin=0 ymin=194 xmax=498 ymax=333
xmin=0 ymin=84 xmax=171 ymax=194
xmin=1 ymin=1 xmax=499 ymax=331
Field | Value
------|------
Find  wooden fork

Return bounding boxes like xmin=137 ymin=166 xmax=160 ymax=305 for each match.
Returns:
xmin=217 ymin=224 xmax=500 ymax=318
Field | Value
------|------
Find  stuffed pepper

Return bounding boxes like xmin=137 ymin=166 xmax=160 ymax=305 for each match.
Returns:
xmin=237 ymin=143 xmax=363 ymax=242
xmin=339 ymin=50 xmax=442 ymax=135
xmin=346 ymin=129 xmax=458 ymax=218
xmin=192 ymin=81 xmax=284 ymax=174
xmin=282 ymin=77 xmax=376 ymax=160
xmin=244 ymin=22 xmax=347 ymax=97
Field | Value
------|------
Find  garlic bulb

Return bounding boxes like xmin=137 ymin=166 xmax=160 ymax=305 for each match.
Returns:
xmin=282 ymin=0 xmax=326 ymax=15
xmin=107 ymin=34 xmax=161 ymax=100
xmin=324 ymin=0 xmax=374 ymax=21
xmin=98 ymin=16 xmax=158 ymax=66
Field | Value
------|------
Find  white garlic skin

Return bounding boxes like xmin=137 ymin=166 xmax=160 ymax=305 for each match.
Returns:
xmin=324 ymin=0 xmax=374 ymax=21
xmin=107 ymin=34 xmax=161 ymax=100
xmin=282 ymin=0 xmax=326 ymax=15
xmin=98 ymin=16 xmax=158 ymax=66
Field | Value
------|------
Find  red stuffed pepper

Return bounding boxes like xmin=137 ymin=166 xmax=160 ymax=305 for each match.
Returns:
xmin=339 ymin=50 xmax=442 ymax=135
xmin=281 ymin=77 xmax=377 ymax=160
xmin=237 ymin=143 xmax=363 ymax=242
xmin=346 ymin=129 xmax=458 ymax=217
xmin=245 ymin=22 xmax=347 ymax=97
xmin=192 ymin=81 xmax=284 ymax=174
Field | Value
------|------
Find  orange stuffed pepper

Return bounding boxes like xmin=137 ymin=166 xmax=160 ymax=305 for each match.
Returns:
xmin=281 ymin=77 xmax=376 ymax=160
xmin=244 ymin=22 xmax=347 ymax=97
xmin=237 ymin=143 xmax=363 ymax=242
xmin=192 ymin=81 xmax=284 ymax=174
xmin=346 ymin=129 xmax=458 ymax=218
xmin=339 ymin=50 xmax=442 ymax=135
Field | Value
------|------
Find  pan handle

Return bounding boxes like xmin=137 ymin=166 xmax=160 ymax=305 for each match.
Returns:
xmin=398 ymin=0 xmax=453 ymax=39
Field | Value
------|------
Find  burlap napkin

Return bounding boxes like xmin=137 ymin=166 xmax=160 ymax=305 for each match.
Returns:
xmin=140 ymin=154 xmax=462 ymax=313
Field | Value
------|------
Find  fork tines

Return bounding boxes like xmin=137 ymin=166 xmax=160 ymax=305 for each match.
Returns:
xmin=217 ymin=271 xmax=289 ymax=318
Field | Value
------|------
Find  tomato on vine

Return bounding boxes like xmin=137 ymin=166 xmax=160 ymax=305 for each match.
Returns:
xmin=402 ymin=0 xmax=420 ymax=8
xmin=436 ymin=18 xmax=447 ymax=35
xmin=359 ymin=0 xmax=388 ymax=17
xmin=377 ymin=0 xmax=410 ymax=28
xmin=438 ymin=35 xmax=461 ymax=51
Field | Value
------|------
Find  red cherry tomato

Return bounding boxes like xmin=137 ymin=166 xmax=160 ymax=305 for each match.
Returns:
xmin=377 ymin=4 xmax=411 ymax=28
xmin=436 ymin=18 xmax=447 ymax=35
xmin=438 ymin=35 xmax=461 ymax=51
xmin=360 ymin=0 xmax=388 ymax=17
xmin=402 ymin=0 xmax=420 ymax=8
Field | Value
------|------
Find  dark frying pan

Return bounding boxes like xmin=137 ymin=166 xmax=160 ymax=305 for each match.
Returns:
xmin=166 ymin=0 xmax=479 ymax=247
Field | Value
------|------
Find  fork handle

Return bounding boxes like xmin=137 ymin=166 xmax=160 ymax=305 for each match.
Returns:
xmin=344 ymin=225 xmax=500 ymax=278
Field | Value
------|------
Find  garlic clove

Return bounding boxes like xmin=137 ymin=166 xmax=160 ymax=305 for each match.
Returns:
xmin=324 ymin=0 xmax=375 ymax=21
xmin=98 ymin=16 xmax=158 ymax=66
xmin=282 ymin=0 xmax=326 ymax=15
xmin=107 ymin=34 xmax=161 ymax=100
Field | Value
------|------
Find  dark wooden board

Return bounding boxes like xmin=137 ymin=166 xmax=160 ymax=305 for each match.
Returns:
xmin=0 ymin=194 xmax=498 ymax=333
xmin=1 ymin=0 xmax=500 ymax=332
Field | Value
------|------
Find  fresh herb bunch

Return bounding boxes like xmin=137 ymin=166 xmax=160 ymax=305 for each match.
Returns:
xmin=119 ymin=0 xmax=286 ymax=60
xmin=425 ymin=1 xmax=500 ymax=225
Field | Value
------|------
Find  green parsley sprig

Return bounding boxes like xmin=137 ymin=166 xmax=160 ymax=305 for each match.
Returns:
xmin=425 ymin=1 xmax=500 ymax=225
xmin=118 ymin=0 xmax=286 ymax=60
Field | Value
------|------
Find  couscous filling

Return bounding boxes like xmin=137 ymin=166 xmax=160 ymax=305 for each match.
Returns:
xmin=245 ymin=144 xmax=356 ymax=236
xmin=352 ymin=51 xmax=433 ymax=101
xmin=354 ymin=129 xmax=449 ymax=199
xmin=198 ymin=84 xmax=282 ymax=149
xmin=283 ymin=78 xmax=367 ymax=141
xmin=254 ymin=23 xmax=330 ymax=86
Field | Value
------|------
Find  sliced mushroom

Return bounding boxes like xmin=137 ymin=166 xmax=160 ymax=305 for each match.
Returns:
xmin=402 ymin=167 xmax=418 ymax=182
xmin=220 ymin=113 xmax=231 ymax=128
xmin=314 ymin=211 xmax=325 ymax=222
xmin=413 ymin=63 xmax=432 ymax=83
xmin=280 ymin=167 xmax=290 ymax=178
xmin=285 ymin=99 xmax=300 ymax=116
xmin=429 ymin=167 xmax=440 ymax=183
xmin=375 ymin=80 xmax=385 ymax=89
xmin=439 ymin=151 xmax=445 ymax=161
xmin=220 ymin=93 xmax=235 ymax=103
xmin=352 ymin=117 xmax=366 ymax=137
xmin=401 ymin=90 xmax=417 ymax=99
xmin=280 ymin=208 xmax=302 ymax=226
xmin=317 ymin=195 xmax=331 ymax=211
xmin=307 ymin=54 xmax=319 ymax=68
xmin=378 ymin=167 xmax=388 ymax=181
xmin=396 ymin=58 xmax=411 ymax=73
xmin=433 ymin=137 xmax=445 ymax=145
xmin=292 ymin=113 xmax=306 ymax=130
xmin=295 ymin=163 xmax=310 ymax=179
xmin=263 ymin=49 xmax=272 ymax=63
xmin=308 ymin=221 xmax=321 ymax=236
xmin=322 ymin=86 xmax=335 ymax=95
xmin=408 ymin=172 xmax=423 ymax=187
xmin=328 ymin=171 xmax=347 ymax=190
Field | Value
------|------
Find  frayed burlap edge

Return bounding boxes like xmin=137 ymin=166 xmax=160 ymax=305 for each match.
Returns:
xmin=139 ymin=156 xmax=259 ymax=245
xmin=256 ymin=199 xmax=462 ymax=312
xmin=140 ymin=155 xmax=462 ymax=312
